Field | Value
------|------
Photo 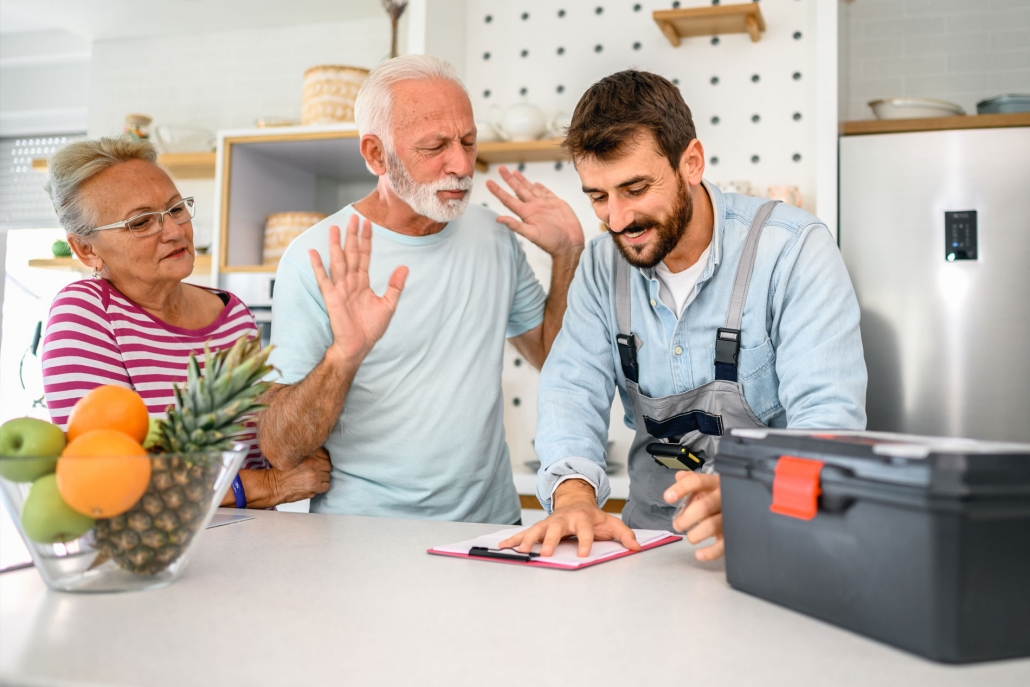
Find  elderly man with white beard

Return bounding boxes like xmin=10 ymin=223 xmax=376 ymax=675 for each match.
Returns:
xmin=257 ymin=55 xmax=585 ymax=524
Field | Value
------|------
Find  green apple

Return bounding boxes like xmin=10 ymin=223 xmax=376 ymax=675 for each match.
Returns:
xmin=142 ymin=416 xmax=162 ymax=451
xmin=0 ymin=417 xmax=66 ymax=483
xmin=20 ymin=473 xmax=95 ymax=544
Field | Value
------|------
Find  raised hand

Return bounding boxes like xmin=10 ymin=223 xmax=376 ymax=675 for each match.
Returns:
xmin=485 ymin=165 xmax=584 ymax=258
xmin=308 ymin=215 xmax=408 ymax=366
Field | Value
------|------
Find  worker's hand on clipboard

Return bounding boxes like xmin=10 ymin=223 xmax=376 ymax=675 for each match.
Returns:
xmin=498 ymin=479 xmax=640 ymax=558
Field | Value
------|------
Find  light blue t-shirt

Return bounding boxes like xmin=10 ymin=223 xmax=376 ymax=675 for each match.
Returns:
xmin=268 ymin=203 xmax=546 ymax=524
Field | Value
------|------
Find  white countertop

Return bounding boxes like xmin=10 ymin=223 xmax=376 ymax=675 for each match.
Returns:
xmin=2 ymin=510 xmax=1028 ymax=687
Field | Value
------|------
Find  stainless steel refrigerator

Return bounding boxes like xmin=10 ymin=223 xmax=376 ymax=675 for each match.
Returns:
xmin=839 ymin=125 xmax=1030 ymax=442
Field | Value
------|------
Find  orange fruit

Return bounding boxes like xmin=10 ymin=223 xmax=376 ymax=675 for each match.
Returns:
xmin=57 ymin=429 xmax=151 ymax=518
xmin=67 ymin=385 xmax=150 ymax=444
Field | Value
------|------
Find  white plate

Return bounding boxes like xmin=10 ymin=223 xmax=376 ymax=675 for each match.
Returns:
xmin=868 ymin=98 xmax=965 ymax=120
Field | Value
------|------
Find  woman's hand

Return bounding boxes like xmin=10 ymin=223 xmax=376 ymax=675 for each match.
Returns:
xmin=225 ymin=449 xmax=332 ymax=509
xmin=266 ymin=448 xmax=332 ymax=505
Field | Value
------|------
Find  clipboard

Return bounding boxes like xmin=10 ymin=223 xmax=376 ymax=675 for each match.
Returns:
xmin=428 ymin=527 xmax=682 ymax=570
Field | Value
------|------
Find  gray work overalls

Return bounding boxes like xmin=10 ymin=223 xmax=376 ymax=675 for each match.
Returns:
xmin=615 ymin=201 xmax=780 ymax=530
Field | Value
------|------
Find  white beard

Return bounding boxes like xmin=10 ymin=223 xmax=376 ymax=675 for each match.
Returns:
xmin=385 ymin=151 xmax=472 ymax=222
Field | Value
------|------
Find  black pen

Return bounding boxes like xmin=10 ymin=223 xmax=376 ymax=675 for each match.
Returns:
xmin=468 ymin=546 xmax=541 ymax=562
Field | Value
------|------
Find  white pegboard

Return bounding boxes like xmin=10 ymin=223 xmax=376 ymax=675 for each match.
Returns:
xmin=463 ymin=0 xmax=824 ymax=477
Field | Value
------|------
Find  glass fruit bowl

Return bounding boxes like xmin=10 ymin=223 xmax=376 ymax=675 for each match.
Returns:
xmin=0 ymin=449 xmax=244 ymax=593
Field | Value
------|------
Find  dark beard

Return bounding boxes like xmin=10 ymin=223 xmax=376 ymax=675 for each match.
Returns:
xmin=610 ymin=175 xmax=693 ymax=269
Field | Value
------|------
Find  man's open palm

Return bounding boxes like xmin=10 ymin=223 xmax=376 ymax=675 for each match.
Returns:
xmin=486 ymin=166 xmax=584 ymax=257
xmin=308 ymin=215 xmax=408 ymax=364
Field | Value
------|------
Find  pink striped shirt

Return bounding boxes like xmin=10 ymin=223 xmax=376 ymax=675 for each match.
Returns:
xmin=41 ymin=279 xmax=267 ymax=470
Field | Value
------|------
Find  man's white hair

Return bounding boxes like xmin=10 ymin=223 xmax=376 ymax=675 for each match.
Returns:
xmin=354 ymin=54 xmax=467 ymax=155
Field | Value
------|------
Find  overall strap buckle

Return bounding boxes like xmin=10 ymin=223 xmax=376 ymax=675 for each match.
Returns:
xmin=616 ymin=333 xmax=639 ymax=384
xmin=714 ymin=327 xmax=740 ymax=382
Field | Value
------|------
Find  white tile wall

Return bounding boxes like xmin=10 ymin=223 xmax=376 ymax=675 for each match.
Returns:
xmin=0 ymin=29 xmax=91 ymax=136
xmin=87 ymin=17 xmax=399 ymax=137
xmin=85 ymin=17 xmax=401 ymax=250
xmin=840 ymin=0 xmax=1030 ymax=120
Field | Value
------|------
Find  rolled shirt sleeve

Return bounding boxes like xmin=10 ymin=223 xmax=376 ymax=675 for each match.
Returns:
xmin=534 ymin=238 xmax=620 ymax=512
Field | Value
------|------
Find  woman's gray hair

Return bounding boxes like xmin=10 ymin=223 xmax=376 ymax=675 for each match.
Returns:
xmin=43 ymin=135 xmax=158 ymax=239
xmin=354 ymin=54 xmax=467 ymax=156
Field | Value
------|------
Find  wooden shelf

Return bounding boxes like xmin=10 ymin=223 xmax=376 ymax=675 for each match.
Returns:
xmin=840 ymin=112 xmax=1030 ymax=136
xmin=219 ymin=264 xmax=278 ymax=274
xmin=159 ymin=152 xmax=216 ymax=179
xmin=29 ymin=254 xmax=212 ymax=274
xmin=654 ymin=2 xmax=765 ymax=46
xmin=27 ymin=257 xmax=87 ymax=271
xmin=31 ymin=152 xmax=216 ymax=179
xmin=474 ymin=138 xmax=568 ymax=172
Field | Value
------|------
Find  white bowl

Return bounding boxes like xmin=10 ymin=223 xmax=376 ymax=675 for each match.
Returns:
xmin=868 ymin=98 xmax=965 ymax=120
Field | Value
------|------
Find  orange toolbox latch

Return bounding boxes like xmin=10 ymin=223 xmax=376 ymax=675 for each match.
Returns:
xmin=770 ymin=455 xmax=824 ymax=520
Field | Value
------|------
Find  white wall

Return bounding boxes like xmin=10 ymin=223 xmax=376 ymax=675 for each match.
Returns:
xmin=85 ymin=16 xmax=402 ymax=251
xmin=839 ymin=0 xmax=1030 ymax=121
xmin=460 ymin=0 xmax=832 ymax=471
xmin=87 ymin=18 xmax=399 ymax=137
xmin=0 ymin=29 xmax=90 ymax=136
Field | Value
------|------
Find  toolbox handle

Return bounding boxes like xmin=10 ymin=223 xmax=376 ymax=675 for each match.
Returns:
xmin=755 ymin=459 xmax=857 ymax=518
xmin=771 ymin=456 xmax=824 ymax=520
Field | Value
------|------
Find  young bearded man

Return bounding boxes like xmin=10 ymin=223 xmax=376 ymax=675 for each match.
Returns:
xmin=501 ymin=70 xmax=867 ymax=559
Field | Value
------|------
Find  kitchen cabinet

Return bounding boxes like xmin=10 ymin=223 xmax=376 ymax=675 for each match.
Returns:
xmin=212 ymin=125 xmax=376 ymax=306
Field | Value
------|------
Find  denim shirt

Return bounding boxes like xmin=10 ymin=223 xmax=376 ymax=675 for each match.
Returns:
xmin=535 ymin=181 xmax=868 ymax=510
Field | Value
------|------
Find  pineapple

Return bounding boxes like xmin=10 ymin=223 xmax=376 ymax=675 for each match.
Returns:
xmin=92 ymin=336 xmax=274 ymax=575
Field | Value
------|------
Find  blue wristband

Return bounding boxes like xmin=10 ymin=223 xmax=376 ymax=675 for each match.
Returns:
xmin=231 ymin=473 xmax=247 ymax=509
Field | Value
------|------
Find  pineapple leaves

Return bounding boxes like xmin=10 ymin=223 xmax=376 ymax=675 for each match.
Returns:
xmin=152 ymin=335 xmax=275 ymax=454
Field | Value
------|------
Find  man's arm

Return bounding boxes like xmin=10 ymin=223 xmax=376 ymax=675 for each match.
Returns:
xmin=770 ymin=223 xmax=867 ymax=428
xmin=258 ymin=216 xmax=407 ymax=470
xmin=508 ymin=249 xmax=580 ymax=368
xmin=258 ymin=351 xmax=359 ymax=469
xmin=487 ymin=165 xmax=584 ymax=369
xmin=497 ymin=240 xmax=639 ymax=557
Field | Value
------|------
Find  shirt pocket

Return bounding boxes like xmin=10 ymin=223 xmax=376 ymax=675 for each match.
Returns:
xmin=737 ymin=337 xmax=782 ymax=420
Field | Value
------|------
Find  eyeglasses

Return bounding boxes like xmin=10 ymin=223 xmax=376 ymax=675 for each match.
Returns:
xmin=92 ymin=197 xmax=196 ymax=238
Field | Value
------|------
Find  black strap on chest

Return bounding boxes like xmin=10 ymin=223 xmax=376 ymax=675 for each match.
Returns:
xmin=616 ymin=334 xmax=638 ymax=384
xmin=713 ymin=200 xmax=780 ymax=383
xmin=714 ymin=328 xmax=741 ymax=382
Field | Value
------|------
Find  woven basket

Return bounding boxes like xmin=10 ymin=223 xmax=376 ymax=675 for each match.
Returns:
xmin=301 ymin=65 xmax=369 ymax=125
xmin=263 ymin=212 xmax=327 ymax=265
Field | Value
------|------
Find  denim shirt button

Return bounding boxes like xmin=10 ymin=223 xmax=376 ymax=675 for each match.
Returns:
xmin=674 ymin=346 xmax=683 ymax=355
xmin=649 ymin=299 xmax=657 ymax=307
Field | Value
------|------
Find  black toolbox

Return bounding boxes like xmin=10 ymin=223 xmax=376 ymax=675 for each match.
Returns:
xmin=716 ymin=429 xmax=1030 ymax=663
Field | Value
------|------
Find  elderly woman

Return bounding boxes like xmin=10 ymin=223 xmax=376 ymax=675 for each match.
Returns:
xmin=40 ymin=136 xmax=329 ymax=509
